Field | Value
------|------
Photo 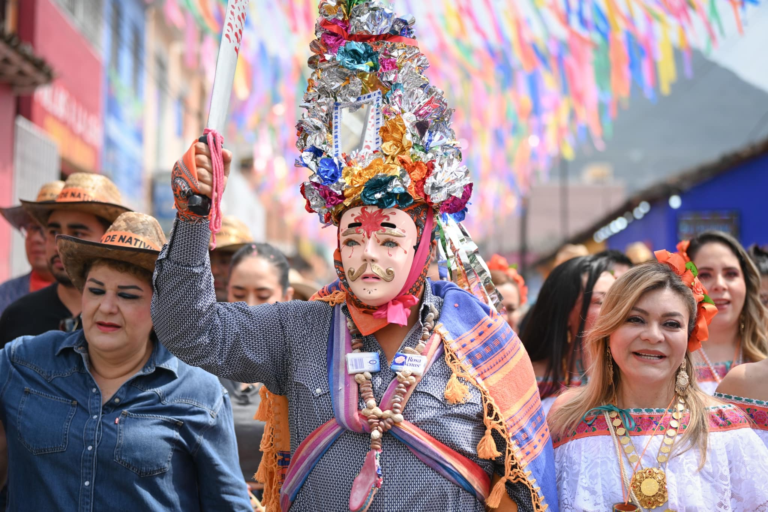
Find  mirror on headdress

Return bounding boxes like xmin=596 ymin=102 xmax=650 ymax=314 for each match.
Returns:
xmin=333 ymin=91 xmax=382 ymax=158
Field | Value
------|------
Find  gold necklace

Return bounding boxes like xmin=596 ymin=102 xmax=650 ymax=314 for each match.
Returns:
xmin=610 ymin=396 xmax=684 ymax=511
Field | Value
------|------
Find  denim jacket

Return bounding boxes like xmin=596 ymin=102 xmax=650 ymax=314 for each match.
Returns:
xmin=0 ymin=330 xmax=251 ymax=511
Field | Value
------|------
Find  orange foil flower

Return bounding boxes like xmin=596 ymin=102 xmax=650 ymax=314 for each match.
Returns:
xmin=655 ymin=249 xmax=717 ymax=352
xmin=342 ymin=158 xmax=399 ymax=205
xmin=400 ymin=158 xmax=430 ymax=200
xmin=379 ymin=115 xmax=412 ymax=163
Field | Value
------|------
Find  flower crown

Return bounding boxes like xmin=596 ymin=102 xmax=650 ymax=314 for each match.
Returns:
xmin=654 ymin=247 xmax=718 ymax=352
xmin=297 ymin=0 xmax=473 ymax=226
xmin=487 ymin=254 xmax=528 ymax=305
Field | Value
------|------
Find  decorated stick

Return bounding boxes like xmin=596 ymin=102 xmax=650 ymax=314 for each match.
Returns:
xmin=188 ymin=0 xmax=250 ymax=217
xmin=205 ymin=0 xmax=249 ymax=135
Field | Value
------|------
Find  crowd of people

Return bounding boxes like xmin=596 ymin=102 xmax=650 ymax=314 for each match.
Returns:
xmin=2 ymin=169 xmax=767 ymax=512
xmin=1 ymin=1 xmax=768 ymax=510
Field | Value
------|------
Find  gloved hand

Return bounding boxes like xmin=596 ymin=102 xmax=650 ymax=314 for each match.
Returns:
xmin=172 ymin=140 xmax=232 ymax=223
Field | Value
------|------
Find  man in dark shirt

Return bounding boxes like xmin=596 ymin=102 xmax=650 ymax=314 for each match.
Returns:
xmin=0 ymin=173 xmax=129 ymax=346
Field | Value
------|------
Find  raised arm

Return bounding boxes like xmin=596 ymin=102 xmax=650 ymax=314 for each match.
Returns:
xmin=152 ymin=219 xmax=301 ymax=392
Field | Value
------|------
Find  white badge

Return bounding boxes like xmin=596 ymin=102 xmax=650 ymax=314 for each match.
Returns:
xmin=390 ymin=352 xmax=428 ymax=376
xmin=346 ymin=352 xmax=381 ymax=374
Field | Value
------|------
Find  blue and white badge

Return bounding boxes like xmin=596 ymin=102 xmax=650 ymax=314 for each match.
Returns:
xmin=390 ymin=353 xmax=428 ymax=376
xmin=346 ymin=352 xmax=381 ymax=374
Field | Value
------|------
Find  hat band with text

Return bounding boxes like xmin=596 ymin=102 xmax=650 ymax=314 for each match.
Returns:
xmin=99 ymin=231 xmax=161 ymax=251
xmin=57 ymin=187 xmax=98 ymax=203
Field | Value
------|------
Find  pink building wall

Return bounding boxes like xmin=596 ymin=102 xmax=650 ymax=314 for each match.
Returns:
xmin=0 ymin=85 xmax=16 ymax=281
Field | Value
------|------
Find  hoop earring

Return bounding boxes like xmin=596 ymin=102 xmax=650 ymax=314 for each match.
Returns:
xmin=606 ymin=345 xmax=614 ymax=386
xmin=675 ymin=358 xmax=690 ymax=397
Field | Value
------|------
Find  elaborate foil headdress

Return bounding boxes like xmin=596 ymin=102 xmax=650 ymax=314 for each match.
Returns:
xmin=297 ymin=0 xmax=499 ymax=310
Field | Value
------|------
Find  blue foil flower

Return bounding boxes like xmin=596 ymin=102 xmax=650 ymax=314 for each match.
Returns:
xmin=337 ymin=42 xmax=380 ymax=73
xmin=451 ymin=207 xmax=468 ymax=223
xmin=317 ymin=157 xmax=342 ymax=185
xmin=362 ymin=175 xmax=414 ymax=209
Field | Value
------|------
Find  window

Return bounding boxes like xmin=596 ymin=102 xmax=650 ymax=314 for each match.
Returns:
xmin=110 ymin=0 xmax=120 ymax=71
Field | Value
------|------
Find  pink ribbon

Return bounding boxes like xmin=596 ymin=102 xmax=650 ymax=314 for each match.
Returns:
xmin=373 ymin=294 xmax=419 ymax=325
xmin=204 ymin=128 xmax=225 ymax=249
xmin=370 ymin=213 xmax=434 ymax=326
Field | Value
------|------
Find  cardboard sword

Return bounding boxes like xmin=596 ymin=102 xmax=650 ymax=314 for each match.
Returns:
xmin=188 ymin=0 xmax=250 ymax=216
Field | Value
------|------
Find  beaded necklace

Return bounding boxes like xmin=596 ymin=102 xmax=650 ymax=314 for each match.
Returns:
xmin=346 ymin=303 xmax=438 ymax=442
xmin=345 ymin=303 xmax=439 ymax=512
xmin=697 ymin=339 xmax=742 ymax=384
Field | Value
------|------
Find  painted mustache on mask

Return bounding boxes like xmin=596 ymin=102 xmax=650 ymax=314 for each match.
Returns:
xmin=347 ymin=263 xmax=395 ymax=282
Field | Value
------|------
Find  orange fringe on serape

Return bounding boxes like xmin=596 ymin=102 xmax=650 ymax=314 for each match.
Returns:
xmin=440 ymin=326 xmax=538 ymax=511
xmin=253 ymin=386 xmax=290 ymax=512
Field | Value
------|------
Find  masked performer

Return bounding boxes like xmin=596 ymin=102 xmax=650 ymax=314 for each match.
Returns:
xmin=151 ymin=2 xmax=556 ymax=511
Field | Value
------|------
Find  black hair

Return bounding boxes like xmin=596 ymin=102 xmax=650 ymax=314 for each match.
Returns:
xmin=592 ymin=249 xmax=633 ymax=274
xmin=97 ymin=217 xmax=113 ymax=232
xmin=229 ymin=243 xmax=291 ymax=292
xmin=288 ymin=254 xmax=313 ymax=274
xmin=520 ymin=254 xmax=612 ymax=399
xmin=748 ymin=244 xmax=768 ymax=277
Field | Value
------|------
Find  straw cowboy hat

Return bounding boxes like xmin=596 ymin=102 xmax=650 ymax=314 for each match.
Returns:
xmin=209 ymin=215 xmax=254 ymax=252
xmin=57 ymin=212 xmax=167 ymax=291
xmin=288 ymin=269 xmax=320 ymax=301
xmin=0 ymin=181 xmax=64 ymax=231
xmin=22 ymin=173 xmax=131 ymax=228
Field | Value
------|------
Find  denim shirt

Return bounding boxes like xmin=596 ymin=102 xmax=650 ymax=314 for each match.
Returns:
xmin=0 ymin=330 xmax=251 ymax=512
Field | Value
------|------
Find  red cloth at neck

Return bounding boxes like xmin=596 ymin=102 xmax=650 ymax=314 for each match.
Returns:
xmin=29 ymin=269 xmax=53 ymax=292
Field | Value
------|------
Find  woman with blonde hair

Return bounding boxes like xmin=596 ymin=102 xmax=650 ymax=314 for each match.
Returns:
xmin=683 ymin=231 xmax=768 ymax=394
xmin=549 ymin=258 xmax=768 ymax=511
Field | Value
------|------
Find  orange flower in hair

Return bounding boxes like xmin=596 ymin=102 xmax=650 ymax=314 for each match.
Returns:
xmin=487 ymin=254 xmax=528 ymax=305
xmin=654 ymin=249 xmax=718 ymax=352
xmin=676 ymin=240 xmax=691 ymax=262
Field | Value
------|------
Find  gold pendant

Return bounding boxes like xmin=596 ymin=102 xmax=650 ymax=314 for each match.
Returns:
xmin=630 ymin=468 xmax=669 ymax=509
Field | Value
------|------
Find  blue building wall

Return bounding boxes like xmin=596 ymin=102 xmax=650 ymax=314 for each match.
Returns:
xmin=102 ymin=0 xmax=145 ymax=209
xmin=608 ymin=152 xmax=768 ymax=252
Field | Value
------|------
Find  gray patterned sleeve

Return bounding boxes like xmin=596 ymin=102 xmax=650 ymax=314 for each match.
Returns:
xmin=151 ymin=219 xmax=292 ymax=393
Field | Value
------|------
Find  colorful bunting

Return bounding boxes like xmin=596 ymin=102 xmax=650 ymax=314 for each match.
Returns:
xmin=166 ymin=0 xmax=759 ymax=240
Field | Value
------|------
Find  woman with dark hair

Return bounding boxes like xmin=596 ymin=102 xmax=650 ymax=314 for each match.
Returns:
xmin=682 ymin=231 xmax=768 ymax=394
xmin=748 ymin=244 xmax=768 ymax=308
xmin=223 ymin=243 xmax=294 ymax=497
xmin=227 ymin=243 xmax=294 ymax=306
xmin=521 ymin=255 xmax=615 ymax=414
xmin=0 ymin=213 xmax=250 ymax=511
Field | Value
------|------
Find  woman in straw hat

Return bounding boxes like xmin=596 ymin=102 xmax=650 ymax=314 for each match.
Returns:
xmin=0 ymin=212 xmax=251 ymax=511
xmin=548 ymin=257 xmax=768 ymax=511
xmin=0 ymin=181 xmax=63 ymax=314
